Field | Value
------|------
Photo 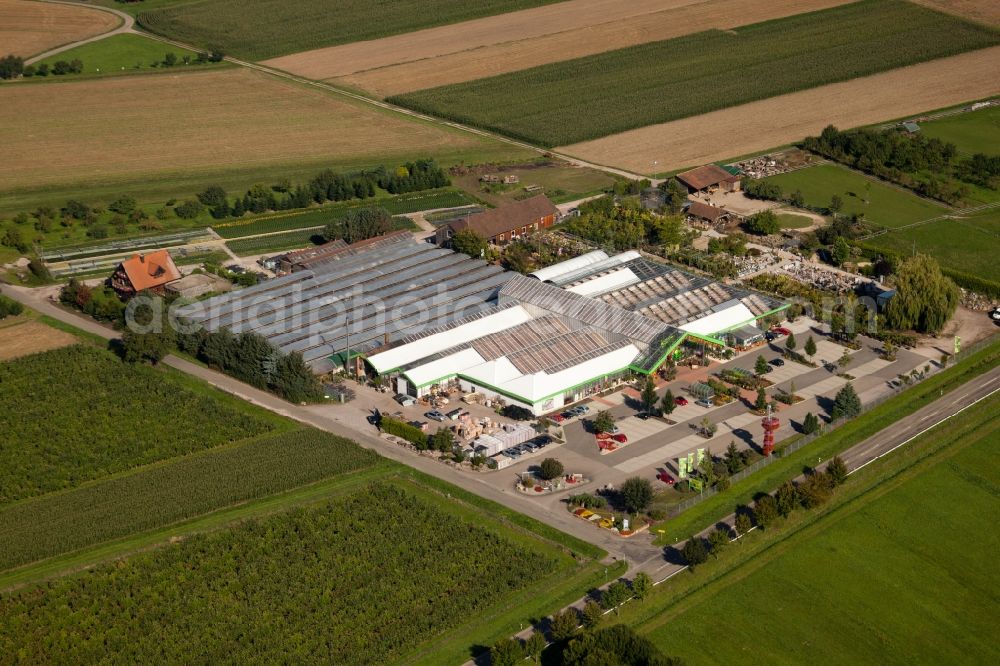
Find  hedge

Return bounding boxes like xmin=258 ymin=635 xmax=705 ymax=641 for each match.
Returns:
xmin=380 ymin=416 xmax=428 ymax=448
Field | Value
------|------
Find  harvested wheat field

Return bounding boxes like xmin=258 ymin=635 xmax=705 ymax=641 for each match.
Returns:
xmin=0 ymin=68 xmax=522 ymax=193
xmin=0 ymin=0 xmax=119 ymax=58
xmin=0 ymin=321 xmax=77 ymax=361
xmin=558 ymin=46 xmax=1000 ymax=175
xmin=913 ymin=0 xmax=1000 ymax=26
xmin=266 ymin=0 xmax=853 ymax=97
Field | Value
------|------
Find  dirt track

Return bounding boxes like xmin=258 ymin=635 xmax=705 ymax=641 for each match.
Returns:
xmin=0 ymin=0 xmax=119 ymax=58
xmin=264 ymin=0 xmax=853 ymax=97
xmin=0 ymin=68 xmax=510 ymax=191
xmin=557 ymin=47 xmax=1000 ymax=175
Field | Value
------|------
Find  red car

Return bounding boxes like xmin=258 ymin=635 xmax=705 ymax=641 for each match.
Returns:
xmin=674 ymin=396 xmax=689 ymax=406
xmin=657 ymin=471 xmax=676 ymax=485
xmin=772 ymin=327 xmax=792 ymax=336
xmin=611 ymin=433 xmax=628 ymax=444
xmin=550 ymin=413 xmax=565 ymax=423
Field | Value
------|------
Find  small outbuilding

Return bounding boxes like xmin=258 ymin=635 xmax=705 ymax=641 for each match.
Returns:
xmin=685 ymin=200 xmax=736 ymax=227
xmin=164 ymin=272 xmax=232 ymax=299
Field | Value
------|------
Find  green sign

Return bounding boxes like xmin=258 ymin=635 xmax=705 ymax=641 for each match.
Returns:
xmin=689 ymin=478 xmax=704 ymax=492
xmin=696 ymin=448 xmax=706 ymax=466
xmin=677 ymin=457 xmax=688 ymax=479
xmin=954 ymin=336 xmax=961 ymax=354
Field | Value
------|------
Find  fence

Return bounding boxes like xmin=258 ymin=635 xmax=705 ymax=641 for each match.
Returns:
xmin=666 ymin=332 xmax=998 ymax=516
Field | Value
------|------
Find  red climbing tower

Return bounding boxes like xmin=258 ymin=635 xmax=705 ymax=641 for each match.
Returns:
xmin=761 ymin=405 xmax=780 ymax=457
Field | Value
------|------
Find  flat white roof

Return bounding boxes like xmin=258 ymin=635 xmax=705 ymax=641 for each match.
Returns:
xmin=404 ymin=348 xmax=486 ymax=387
xmin=566 ymin=267 xmax=639 ymax=297
xmin=367 ymin=305 xmax=532 ymax=372
xmin=679 ymin=301 xmax=756 ymax=337
xmin=463 ymin=343 xmax=641 ymax=403
xmin=529 ymin=250 xmax=608 ymax=282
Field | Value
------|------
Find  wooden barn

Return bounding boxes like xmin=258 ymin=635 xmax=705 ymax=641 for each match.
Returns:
xmin=676 ymin=164 xmax=741 ymax=194
xmin=436 ymin=195 xmax=558 ymax=246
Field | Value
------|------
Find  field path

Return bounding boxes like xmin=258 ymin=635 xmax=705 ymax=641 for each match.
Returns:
xmin=558 ymin=46 xmax=1000 ymax=175
xmin=23 ymin=0 xmax=130 ymax=64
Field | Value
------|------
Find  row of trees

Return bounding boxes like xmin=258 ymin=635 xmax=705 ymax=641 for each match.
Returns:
xmin=0 ymin=294 xmax=24 ymax=319
xmin=322 ymin=206 xmax=393 ymax=244
xmin=563 ymin=196 xmax=688 ymax=253
xmin=682 ymin=456 xmax=849 ymax=568
xmin=491 ymin=577 xmax=683 ymax=666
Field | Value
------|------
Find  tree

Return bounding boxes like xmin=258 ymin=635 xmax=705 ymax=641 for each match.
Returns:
xmin=630 ymin=572 xmax=652 ymax=600
xmin=775 ymin=481 xmax=799 ymax=517
xmin=660 ymin=389 xmax=676 ymax=416
xmin=524 ymin=631 xmax=546 ymax=663
xmin=197 ymin=185 xmax=229 ymax=218
xmin=744 ymin=210 xmax=780 ymax=235
xmin=802 ymin=411 xmax=820 ymax=435
xmin=885 ymin=254 xmax=959 ymax=334
xmin=723 ymin=441 xmax=744 ymax=475
xmin=798 ymin=470 xmax=834 ymax=508
xmin=640 ymin=376 xmax=658 ymax=413
xmin=593 ymin=410 xmax=615 ymax=434
xmin=561 ymin=625 xmax=682 ymax=666
xmin=754 ymin=354 xmax=769 ymax=376
xmin=620 ymin=477 xmax=653 ymax=514
xmin=174 ymin=199 xmax=204 ymax=219
xmin=120 ymin=329 xmax=175 ymax=365
xmin=0 ymin=54 xmax=24 ymax=79
xmin=601 ymin=581 xmax=630 ymax=610
xmin=659 ymin=177 xmax=688 ymax=214
xmin=804 ymin=335 xmax=817 ymax=360
xmin=0 ymin=294 xmax=25 ymax=319
xmin=550 ymin=608 xmax=580 ymax=642
xmin=832 ymin=237 xmax=851 ymax=266
xmin=785 ymin=331 xmax=797 ymax=353
xmin=450 ymin=228 xmax=487 ymax=258
xmin=163 ymin=52 xmax=178 ymax=67
xmin=827 ymin=456 xmax=848 ymax=485
xmin=753 ymin=494 xmax=778 ymax=528
xmin=108 ymin=195 xmax=137 ymax=214
xmin=581 ymin=600 xmax=604 ymax=629
xmin=431 ymin=427 xmax=454 ymax=453
xmin=831 ymin=383 xmax=861 ymax=420
xmin=829 ymin=194 xmax=843 ymax=214
xmin=325 ymin=206 xmax=393 ymax=244
xmin=708 ymin=527 xmax=730 ymax=557
xmin=734 ymin=511 xmax=753 ymax=539
xmin=539 ymin=457 xmax=564 ymax=481
xmin=490 ymin=637 xmax=524 ymax=666
xmin=838 ymin=348 xmax=852 ymax=370
xmin=682 ymin=536 xmax=708 ymax=567
xmin=754 ymin=387 xmax=767 ymax=411
xmin=790 ymin=189 xmax=805 ymax=208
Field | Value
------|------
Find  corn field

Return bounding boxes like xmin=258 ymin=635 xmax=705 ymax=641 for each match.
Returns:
xmin=391 ymin=0 xmax=1000 ymax=147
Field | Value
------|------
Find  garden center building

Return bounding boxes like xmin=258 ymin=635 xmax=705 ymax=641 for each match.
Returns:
xmin=178 ymin=234 xmax=787 ymax=414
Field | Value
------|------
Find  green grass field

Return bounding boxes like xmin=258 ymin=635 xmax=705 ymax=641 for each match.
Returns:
xmin=136 ymin=0 xmax=563 ymax=60
xmin=775 ymin=212 xmax=813 ymax=229
xmin=226 ymin=229 xmax=322 ymax=256
xmin=641 ymin=396 xmax=1000 ymax=664
xmin=36 ymin=34 xmax=217 ymax=78
xmin=0 ymin=346 xmax=279 ymax=504
xmin=763 ymin=164 xmax=948 ymax=227
xmin=918 ymin=104 xmax=1000 ymax=155
xmin=389 ymin=0 xmax=1000 ymax=147
xmin=860 ymin=208 xmax=1000 ymax=284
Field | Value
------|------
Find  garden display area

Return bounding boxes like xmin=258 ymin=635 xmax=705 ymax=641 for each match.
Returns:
xmin=0 ymin=340 xmax=604 ymax=663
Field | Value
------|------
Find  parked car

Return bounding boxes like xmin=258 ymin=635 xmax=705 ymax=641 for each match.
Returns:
xmin=657 ymin=471 xmax=676 ymax=485
xmin=394 ymin=394 xmax=416 ymax=406
xmin=611 ymin=433 xmax=628 ymax=443
xmin=561 ymin=411 xmax=576 ymax=420
xmin=608 ymin=425 xmax=621 ymax=435
xmin=772 ymin=327 xmax=792 ymax=336
xmin=575 ymin=404 xmax=590 ymax=414
xmin=770 ymin=358 xmax=785 ymax=367
xmin=675 ymin=396 xmax=689 ymax=406
xmin=550 ymin=413 xmax=566 ymax=423
xmin=695 ymin=398 xmax=713 ymax=408
xmin=636 ymin=411 xmax=650 ymax=420
xmin=425 ymin=410 xmax=447 ymax=422
xmin=765 ymin=331 xmax=777 ymax=342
